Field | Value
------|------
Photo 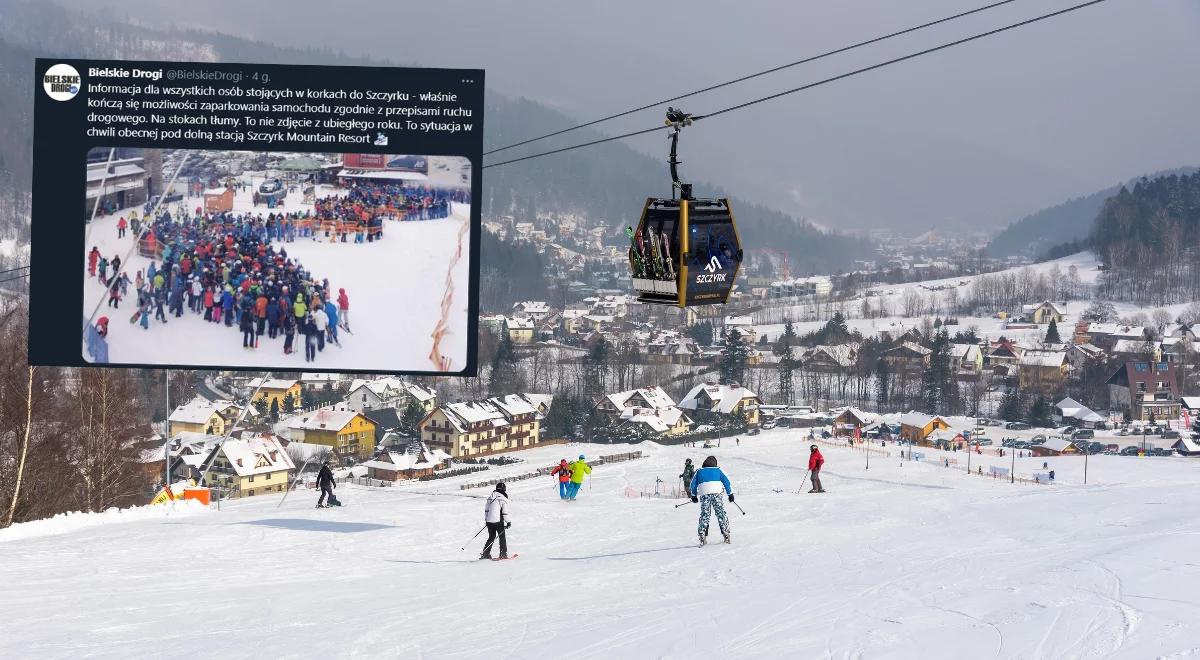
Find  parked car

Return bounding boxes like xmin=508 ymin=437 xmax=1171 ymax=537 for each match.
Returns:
xmin=1120 ymin=446 xmax=1140 ymax=456
xmin=1118 ymin=428 xmax=1130 ymax=436
xmin=1105 ymin=444 xmax=1120 ymax=452
xmin=1088 ymin=442 xmax=1104 ymax=453
xmin=1154 ymin=447 xmax=1174 ymax=457
xmin=976 ymin=439 xmax=993 ymax=446
xmin=1160 ymin=430 xmax=1180 ymax=439
xmin=1072 ymin=430 xmax=1095 ymax=440
xmin=748 ymin=427 xmax=761 ymax=436
xmin=1014 ymin=441 xmax=1031 ymax=449
xmin=1005 ymin=422 xmax=1031 ymax=430
xmin=1030 ymin=436 xmax=1047 ymax=445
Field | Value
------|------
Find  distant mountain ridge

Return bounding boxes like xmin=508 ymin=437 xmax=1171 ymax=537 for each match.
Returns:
xmin=985 ymin=166 xmax=1198 ymax=258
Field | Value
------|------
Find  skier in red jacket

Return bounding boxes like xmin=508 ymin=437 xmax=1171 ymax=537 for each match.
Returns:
xmin=550 ymin=459 xmax=571 ymax=500
xmin=808 ymin=445 xmax=826 ymax=493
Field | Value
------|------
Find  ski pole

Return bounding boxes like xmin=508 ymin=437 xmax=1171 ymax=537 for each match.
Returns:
xmin=674 ymin=500 xmax=693 ymax=508
xmin=459 ymin=525 xmax=486 ymax=551
xmin=795 ymin=470 xmax=811 ymax=495
xmin=731 ymin=500 xmax=747 ymax=516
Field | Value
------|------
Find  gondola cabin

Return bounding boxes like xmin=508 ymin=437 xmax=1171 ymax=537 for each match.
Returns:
xmin=629 ymin=194 xmax=742 ymax=307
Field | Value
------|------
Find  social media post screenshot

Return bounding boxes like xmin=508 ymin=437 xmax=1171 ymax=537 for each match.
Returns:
xmin=31 ymin=58 xmax=483 ymax=375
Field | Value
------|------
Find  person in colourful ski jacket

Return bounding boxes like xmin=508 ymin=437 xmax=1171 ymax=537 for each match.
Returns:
xmin=689 ymin=455 xmax=733 ymax=545
xmin=550 ymin=459 xmax=571 ymax=500
xmin=565 ymin=455 xmax=591 ymax=500
xmin=808 ymin=445 xmax=825 ymax=493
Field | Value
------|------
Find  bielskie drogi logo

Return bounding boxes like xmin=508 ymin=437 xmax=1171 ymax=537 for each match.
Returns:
xmin=43 ymin=63 xmax=81 ymax=101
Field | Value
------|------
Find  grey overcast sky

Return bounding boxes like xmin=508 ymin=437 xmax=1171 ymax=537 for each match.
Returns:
xmin=74 ymin=0 xmax=1200 ymax=234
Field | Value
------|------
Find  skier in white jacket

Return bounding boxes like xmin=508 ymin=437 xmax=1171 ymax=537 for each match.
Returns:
xmin=480 ymin=482 xmax=510 ymax=560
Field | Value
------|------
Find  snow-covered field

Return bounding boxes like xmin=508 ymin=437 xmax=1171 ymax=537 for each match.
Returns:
xmin=82 ymin=172 xmax=471 ymax=372
xmin=4 ymin=430 xmax=1199 ymax=659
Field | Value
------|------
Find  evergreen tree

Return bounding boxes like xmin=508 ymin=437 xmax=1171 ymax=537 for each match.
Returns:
xmin=684 ymin=321 xmax=711 ymax=346
xmin=1028 ymin=396 xmax=1055 ymax=428
xmin=1045 ymin=318 xmax=1062 ymax=344
xmin=719 ymin=328 xmax=751 ymax=384
xmin=399 ymin=399 xmax=425 ymax=437
xmin=488 ymin=332 xmax=524 ymax=396
xmin=268 ymin=397 xmax=280 ymax=422
xmin=922 ymin=330 xmax=957 ymax=413
xmin=777 ymin=321 xmax=797 ymax=405
xmin=998 ymin=390 xmax=1024 ymax=422
xmin=875 ymin=357 xmax=890 ymax=408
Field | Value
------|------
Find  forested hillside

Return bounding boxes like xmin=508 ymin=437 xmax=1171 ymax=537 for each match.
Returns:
xmin=985 ymin=167 xmax=1197 ymax=259
xmin=1091 ymin=171 xmax=1200 ymax=305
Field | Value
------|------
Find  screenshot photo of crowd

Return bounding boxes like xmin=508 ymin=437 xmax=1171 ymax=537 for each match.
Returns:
xmin=83 ymin=149 xmax=473 ymax=372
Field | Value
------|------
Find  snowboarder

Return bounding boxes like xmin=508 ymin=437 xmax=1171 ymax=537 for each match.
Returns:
xmin=566 ymin=455 xmax=591 ymax=500
xmin=117 ymin=216 xmax=127 ymax=238
xmin=480 ymin=482 xmax=510 ymax=560
xmin=689 ymin=456 xmax=733 ymax=545
xmin=679 ymin=458 xmax=696 ymax=496
xmin=316 ymin=461 xmax=336 ymax=508
xmin=87 ymin=247 xmax=100 ymax=277
xmin=808 ymin=445 xmax=825 ymax=493
xmin=550 ymin=458 xmax=571 ymax=500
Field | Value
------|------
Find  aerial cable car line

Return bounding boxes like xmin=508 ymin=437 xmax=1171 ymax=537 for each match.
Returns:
xmin=483 ymin=0 xmax=1111 ymax=170
xmin=482 ymin=0 xmax=1021 ymax=156
xmin=0 ymin=274 xmax=30 ymax=286
xmin=0 ymin=265 xmax=30 ymax=275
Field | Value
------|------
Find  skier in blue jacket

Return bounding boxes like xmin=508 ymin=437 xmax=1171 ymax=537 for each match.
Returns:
xmin=689 ymin=455 xmax=734 ymax=545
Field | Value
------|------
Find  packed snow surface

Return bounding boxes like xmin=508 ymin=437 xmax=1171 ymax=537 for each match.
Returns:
xmin=3 ymin=430 xmax=1199 ymax=659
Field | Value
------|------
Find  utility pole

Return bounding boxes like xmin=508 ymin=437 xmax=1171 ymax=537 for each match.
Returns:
xmin=1010 ymin=443 xmax=1015 ymax=483
xmin=163 ymin=368 xmax=171 ymax=491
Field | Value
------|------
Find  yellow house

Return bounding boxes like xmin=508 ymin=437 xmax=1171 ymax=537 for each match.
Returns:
xmin=167 ymin=397 xmax=230 ymax=437
xmin=248 ymin=378 xmax=302 ymax=411
xmin=505 ymin=317 xmax=535 ymax=344
xmin=618 ymin=407 xmax=693 ymax=436
xmin=899 ymin=413 xmax=951 ymax=443
xmin=208 ymin=436 xmax=295 ymax=497
xmin=420 ymin=394 xmax=545 ymax=458
xmin=679 ymin=382 xmax=761 ymax=427
xmin=288 ymin=407 xmax=377 ymax=459
xmin=1023 ymin=301 xmax=1066 ymax=325
xmin=1019 ymin=350 xmax=1070 ymax=394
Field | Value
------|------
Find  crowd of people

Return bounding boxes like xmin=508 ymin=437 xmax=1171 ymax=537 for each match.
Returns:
xmin=87 ymin=176 xmax=469 ymax=361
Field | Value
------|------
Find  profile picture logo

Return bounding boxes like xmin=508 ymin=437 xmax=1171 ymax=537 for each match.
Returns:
xmin=43 ymin=63 xmax=81 ymax=101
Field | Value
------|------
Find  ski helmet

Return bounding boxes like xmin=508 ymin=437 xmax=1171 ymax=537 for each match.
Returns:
xmin=578 ymin=454 xmax=586 ymax=460
xmin=495 ymin=481 xmax=507 ymax=494
xmin=810 ymin=445 xmax=818 ymax=451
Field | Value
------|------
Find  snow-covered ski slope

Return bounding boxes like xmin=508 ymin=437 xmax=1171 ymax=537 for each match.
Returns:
xmin=82 ymin=178 xmax=471 ymax=372
xmin=4 ymin=431 xmax=1200 ymax=659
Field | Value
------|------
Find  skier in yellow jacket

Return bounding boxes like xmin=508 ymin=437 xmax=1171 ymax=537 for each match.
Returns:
xmin=565 ymin=454 xmax=591 ymax=500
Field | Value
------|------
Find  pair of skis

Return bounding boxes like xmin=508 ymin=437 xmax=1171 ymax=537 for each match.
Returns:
xmin=626 ymin=226 xmax=675 ymax=281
